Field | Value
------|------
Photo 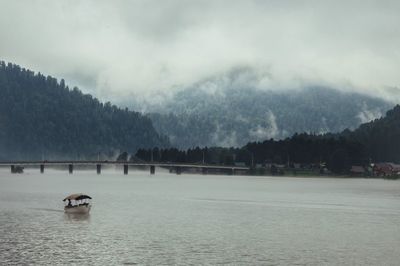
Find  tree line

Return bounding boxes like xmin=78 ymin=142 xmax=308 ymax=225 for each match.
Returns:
xmin=133 ymin=134 xmax=366 ymax=174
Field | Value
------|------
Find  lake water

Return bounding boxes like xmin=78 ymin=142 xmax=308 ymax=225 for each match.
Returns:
xmin=0 ymin=168 xmax=399 ymax=265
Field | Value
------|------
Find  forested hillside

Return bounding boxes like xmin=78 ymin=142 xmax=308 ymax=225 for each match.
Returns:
xmin=135 ymin=104 xmax=400 ymax=174
xmin=345 ymin=105 xmax=400 ymax=163
xmin=0 ymin=62 xmax=168 ymax=160
xmin=126 ymin=69 xmax=392 ymax=148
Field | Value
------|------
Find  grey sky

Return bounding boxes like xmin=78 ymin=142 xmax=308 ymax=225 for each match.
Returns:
xmin=1 ymin=0 xmax=399 ymax=101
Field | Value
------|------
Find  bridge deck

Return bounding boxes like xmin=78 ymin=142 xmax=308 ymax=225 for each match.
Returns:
xmin=0 ymin=161 xmax=250 ymax=172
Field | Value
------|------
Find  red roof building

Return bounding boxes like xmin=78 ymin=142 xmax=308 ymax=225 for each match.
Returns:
xmin=373 ymin=163 xmax=400 ymax=176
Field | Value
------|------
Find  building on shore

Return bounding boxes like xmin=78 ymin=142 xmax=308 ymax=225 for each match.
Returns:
xmin=373 ymin=163 xmax=400 ymax=176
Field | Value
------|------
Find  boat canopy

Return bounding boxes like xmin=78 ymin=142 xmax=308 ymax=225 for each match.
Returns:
xmin=63 ymin=193 xmax=92 ymax=201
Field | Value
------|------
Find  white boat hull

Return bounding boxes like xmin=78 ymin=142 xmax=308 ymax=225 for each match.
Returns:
xmin=64 ymin=205 xmax=91 ymax=214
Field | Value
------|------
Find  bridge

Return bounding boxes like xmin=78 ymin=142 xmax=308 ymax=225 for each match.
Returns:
xmin=0 ymin=161 xmax=250 ymax=175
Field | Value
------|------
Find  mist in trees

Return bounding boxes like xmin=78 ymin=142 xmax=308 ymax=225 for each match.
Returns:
xmin=134 ymin=105 xmax=400 ymax=174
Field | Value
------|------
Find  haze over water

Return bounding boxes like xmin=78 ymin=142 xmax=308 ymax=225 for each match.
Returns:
xmin=1 ymin=169 xmax=399 ymax=265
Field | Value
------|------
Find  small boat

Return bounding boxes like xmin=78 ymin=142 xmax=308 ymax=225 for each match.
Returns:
xmin=63 ymin=194 xmax=92 ymax=214
xmin=11 ymin=166 xmax=24 ymax=173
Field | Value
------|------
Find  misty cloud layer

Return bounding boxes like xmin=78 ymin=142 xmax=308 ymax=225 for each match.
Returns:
xmin=1 ymin=0 xmax=399 ymax=101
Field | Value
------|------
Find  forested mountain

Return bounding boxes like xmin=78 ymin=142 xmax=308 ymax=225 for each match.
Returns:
xmin=0 ymin=62 xmax=169 ymax=160
xmin=135 ymin=104 xmax=400 ymax=174
xmin=345 ymin=105 xmax=400 ymax=163
xmin=126 ymin=69 xmax=391 ymax=149
xmin=242 ymin=104 xmax=400 ymax=167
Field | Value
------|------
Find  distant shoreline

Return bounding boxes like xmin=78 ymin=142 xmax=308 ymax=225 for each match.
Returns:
xmin=1 ymin=165 xmax=398 ymax=180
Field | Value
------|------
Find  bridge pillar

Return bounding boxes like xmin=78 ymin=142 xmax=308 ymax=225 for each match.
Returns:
xmin=227 ymin=168 xmax=234 ymax=175
xmin=150 ymin=165 xmax=155 ymax=175
xmin=11 ymin=165 xmax=15 ymax=173
xmin=68 ymin=164 xmax=73 ymax=174
xmin=176 ymin=166 xmax=182 ymax=175
xmin=40 ymin=164 xmax=44 ymax=174
xmin=96 ymin=164 xmax=101 ymax=174
xmin=202 ymin=168 xmax=208 ymax=175
xmin=124 ymin=164 xmax=128 ymax=175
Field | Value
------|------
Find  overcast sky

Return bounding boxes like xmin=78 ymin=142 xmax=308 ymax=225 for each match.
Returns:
xmin=1 ymin=0 xmax=399 ymax=101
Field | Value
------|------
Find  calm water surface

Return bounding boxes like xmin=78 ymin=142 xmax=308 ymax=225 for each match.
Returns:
xmin=0 ymin=168 xmax=399 ymax=265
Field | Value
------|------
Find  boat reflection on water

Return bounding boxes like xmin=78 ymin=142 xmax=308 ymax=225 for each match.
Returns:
xmin=63 ymin=212 xmax=91 ymax=222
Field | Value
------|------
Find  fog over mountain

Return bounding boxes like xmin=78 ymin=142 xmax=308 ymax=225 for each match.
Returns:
xmin=1 ymin=1 xmax=400 ymax=103
xmin=121 ymin=68 xmax=392 ymax=148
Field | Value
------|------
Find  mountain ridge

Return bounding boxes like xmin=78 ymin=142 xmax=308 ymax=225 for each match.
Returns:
xmin=125 ymin=77 xmax=392 ymax=148
xmin=0 ymin=61 xmax=169 ymax=160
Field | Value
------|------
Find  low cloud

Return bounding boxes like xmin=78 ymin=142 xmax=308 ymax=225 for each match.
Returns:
xmin=211 ymin=124 xmax=239 ymax=147
xmin=1 ymin=1 xmax=400 ymax=102
xmin=357 ymin=102 xmax=384 ymax=124
xmin=249 ymin=111 xmax=279 ymax=140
